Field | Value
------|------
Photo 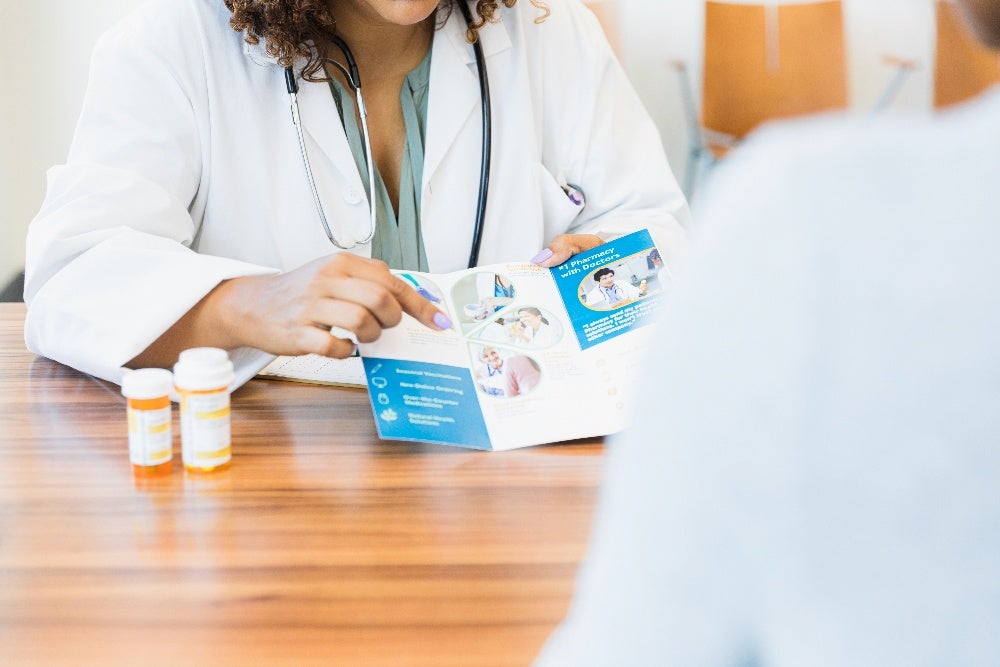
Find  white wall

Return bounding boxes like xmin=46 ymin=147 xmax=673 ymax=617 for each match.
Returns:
xmin=0 ymin=0 xmax=945 ymax=287
xmin=0 ymin=0 xmax=141 ymax=288
xmin=0 ymin=1 xmax=33 ymax=288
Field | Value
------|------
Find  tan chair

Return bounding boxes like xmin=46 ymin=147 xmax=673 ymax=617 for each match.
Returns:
xmin=702 ymin=1 xmax=847 ymax=150
xmin=935 ymin=0 xmax=1000 ymax=107
xmin=675 ymin=1 xmax=849 ymax=197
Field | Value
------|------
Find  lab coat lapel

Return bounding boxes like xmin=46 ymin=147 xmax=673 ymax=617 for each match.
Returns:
xmin=424 ymin=11 xmax=512 ymax=191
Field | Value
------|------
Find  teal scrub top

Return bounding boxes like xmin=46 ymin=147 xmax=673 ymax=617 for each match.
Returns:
xmin=328 ymin=48 xmax=432 ymax=272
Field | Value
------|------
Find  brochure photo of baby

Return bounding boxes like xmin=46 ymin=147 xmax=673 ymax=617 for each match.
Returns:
xmin=472 ymin=305 xmax=563 ymax=350
xmin=451 ymin=272 xmax=517 ymax=333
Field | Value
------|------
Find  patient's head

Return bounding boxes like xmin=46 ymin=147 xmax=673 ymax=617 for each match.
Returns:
xmin=957 ymin=0 xmax=1000 ymax=47
xmin=479 ymin=347 xmax=503 ymax=370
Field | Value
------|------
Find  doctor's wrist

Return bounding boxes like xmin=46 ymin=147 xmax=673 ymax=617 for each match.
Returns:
xmin=125 ymin=278 xmax=251 ymax=370
xmin=205 ymin=276 xmax=266 ymax=351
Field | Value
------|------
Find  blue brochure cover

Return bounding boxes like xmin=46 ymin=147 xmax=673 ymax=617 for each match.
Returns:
xmin=359 ymin=229 xmax=666 ymax=450
xmin=551 ymin=229 xmax=666 ymax=350
xmin=362 ymin=357 xmax=492 ymax=450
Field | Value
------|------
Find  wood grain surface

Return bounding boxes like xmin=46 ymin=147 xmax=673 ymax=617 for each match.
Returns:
xmin=0 ymin=304 xmax=604 ymax=667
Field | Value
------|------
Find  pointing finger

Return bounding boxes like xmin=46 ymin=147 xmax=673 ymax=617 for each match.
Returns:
xmin=386 ymin=275 xmax=454 ymax=332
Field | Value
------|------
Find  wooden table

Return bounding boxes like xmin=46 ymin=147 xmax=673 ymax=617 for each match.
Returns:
xmin=0 ymin=303 xmax=603 ymax=666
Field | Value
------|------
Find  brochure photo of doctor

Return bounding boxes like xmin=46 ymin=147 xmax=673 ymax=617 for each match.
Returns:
xmin=578 ymin=246 xmax=664 ymax=311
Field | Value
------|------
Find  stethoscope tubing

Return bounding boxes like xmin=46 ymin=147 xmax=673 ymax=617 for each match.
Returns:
xmin=284 ymin=4 xmax=491 ymax=267
xmin=284 ymin=39 xmax=377 ymax=249
xmin=458 ymin=0 xmax=491 ymax=268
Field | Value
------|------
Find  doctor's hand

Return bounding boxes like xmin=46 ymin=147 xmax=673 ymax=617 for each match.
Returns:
xmin=530 ymin=234 xmax=604 ymax=268
xmin=216 ymin=254 xmax=453 ymax=358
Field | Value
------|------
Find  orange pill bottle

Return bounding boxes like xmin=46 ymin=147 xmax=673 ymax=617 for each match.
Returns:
xmin=174 ymin=348 xmax=235 ymax=473
xmin=121 ymin=368 xmax=174 ymax=476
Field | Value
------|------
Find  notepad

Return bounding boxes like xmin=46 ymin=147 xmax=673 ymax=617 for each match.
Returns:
xmin=257 ymin=354 xmax=367 ymax=388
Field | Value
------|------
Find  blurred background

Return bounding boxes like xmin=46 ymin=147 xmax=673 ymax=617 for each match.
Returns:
xmin=1 ymin=0 xmax=994 ymax=299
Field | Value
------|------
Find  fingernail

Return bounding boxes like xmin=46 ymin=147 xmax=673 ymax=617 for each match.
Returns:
xmin=531 ymin=248 xmax=553 ymax=264
xmin=433 ymin=312 xmax=453 ymax=330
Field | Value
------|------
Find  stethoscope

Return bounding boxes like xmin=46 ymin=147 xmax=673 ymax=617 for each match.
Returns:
xmin=283 ymin=1 xmax=491 ymax=268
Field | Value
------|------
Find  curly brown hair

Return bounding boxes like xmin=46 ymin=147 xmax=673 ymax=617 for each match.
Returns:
xmin=225 ymin=0 xmax=551 ymax=82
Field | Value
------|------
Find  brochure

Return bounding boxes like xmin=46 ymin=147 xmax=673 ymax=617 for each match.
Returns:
xmin=357 ymin=229 xmax=667 ymax=450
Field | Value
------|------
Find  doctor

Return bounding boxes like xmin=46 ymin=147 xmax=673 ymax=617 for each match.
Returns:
xmin=584 ymin=267 xmax=646 ymax=308
xmin=24 ymin=0 xmax=689 ymax=387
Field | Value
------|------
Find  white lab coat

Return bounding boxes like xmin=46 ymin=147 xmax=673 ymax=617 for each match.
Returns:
xmin=24 ymin=0 xmax=689 ymax=388
xmin=517 ymin=321 xmax=561 ymax=348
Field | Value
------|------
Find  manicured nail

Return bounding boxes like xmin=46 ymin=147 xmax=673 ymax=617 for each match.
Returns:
xmin=531 ymin=248 xmax=553 ymax=264
xmin=433 ymin=312 xmax=453 ymax=330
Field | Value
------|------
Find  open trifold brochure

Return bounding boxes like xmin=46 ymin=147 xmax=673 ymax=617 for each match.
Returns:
xmin=258 ymin=229 xmax=667 ymax=450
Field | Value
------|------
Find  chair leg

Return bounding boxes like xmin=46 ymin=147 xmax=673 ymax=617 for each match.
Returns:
xmin=0 ymin=270 xmax=25 ymax=303
xmin=684 ymin=146 xmax=700 ymax=202
xmin=671 ymin=60 xmax=706 ymax=201
xmin=686 ymin=148 xmax=716 ymax=205
xmin=872 ymin=55 xmax=919 ymax=115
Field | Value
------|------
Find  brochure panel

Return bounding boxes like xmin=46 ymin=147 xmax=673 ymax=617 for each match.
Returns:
xmin=552 ymin=229 xmax=667 ymax=350
xmin=363 ymin=357 xmax=491 ymax=450
xmin=355 ymin=229 xmax=667 ymax=450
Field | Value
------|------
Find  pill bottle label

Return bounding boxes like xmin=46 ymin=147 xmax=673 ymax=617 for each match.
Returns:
xmin=179 ymin=390 xmax=232 ymax=470
xmin=127 ymin=405 xmax=173 ymax=466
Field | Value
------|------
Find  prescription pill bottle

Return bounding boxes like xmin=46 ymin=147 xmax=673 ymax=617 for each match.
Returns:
xmin=121 ymin=368 xmax=174 ymax=476
xmin=174 ymin=348 xmax=235 ymax=473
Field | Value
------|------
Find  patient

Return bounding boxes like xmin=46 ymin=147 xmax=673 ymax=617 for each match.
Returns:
xmin=534 ymin=1 xmax=1000 ymax=664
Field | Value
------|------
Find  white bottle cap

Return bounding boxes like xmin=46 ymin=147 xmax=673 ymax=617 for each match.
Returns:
xmin=121 ymin=368 xmax=174 ymax=400
xmin=178 ymin=347 xmax=230 ymax=365
xmin=173 ymin=347 xmax=235 ymax=391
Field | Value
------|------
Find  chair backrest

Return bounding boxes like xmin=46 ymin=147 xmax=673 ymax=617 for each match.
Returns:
xmin=702 ymin=0 xmax=847 ymax=142
xmin=934 ymin=0 xmax=1000 ymax=108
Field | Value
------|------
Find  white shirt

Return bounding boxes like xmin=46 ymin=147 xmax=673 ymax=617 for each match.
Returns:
xmin=477 ymin=361 xmax=507 ymax=397
xmin=535 ymin=90 xmax=1000 ymax=666
xmin=23 ymin=0 xmax=689 ymax=387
